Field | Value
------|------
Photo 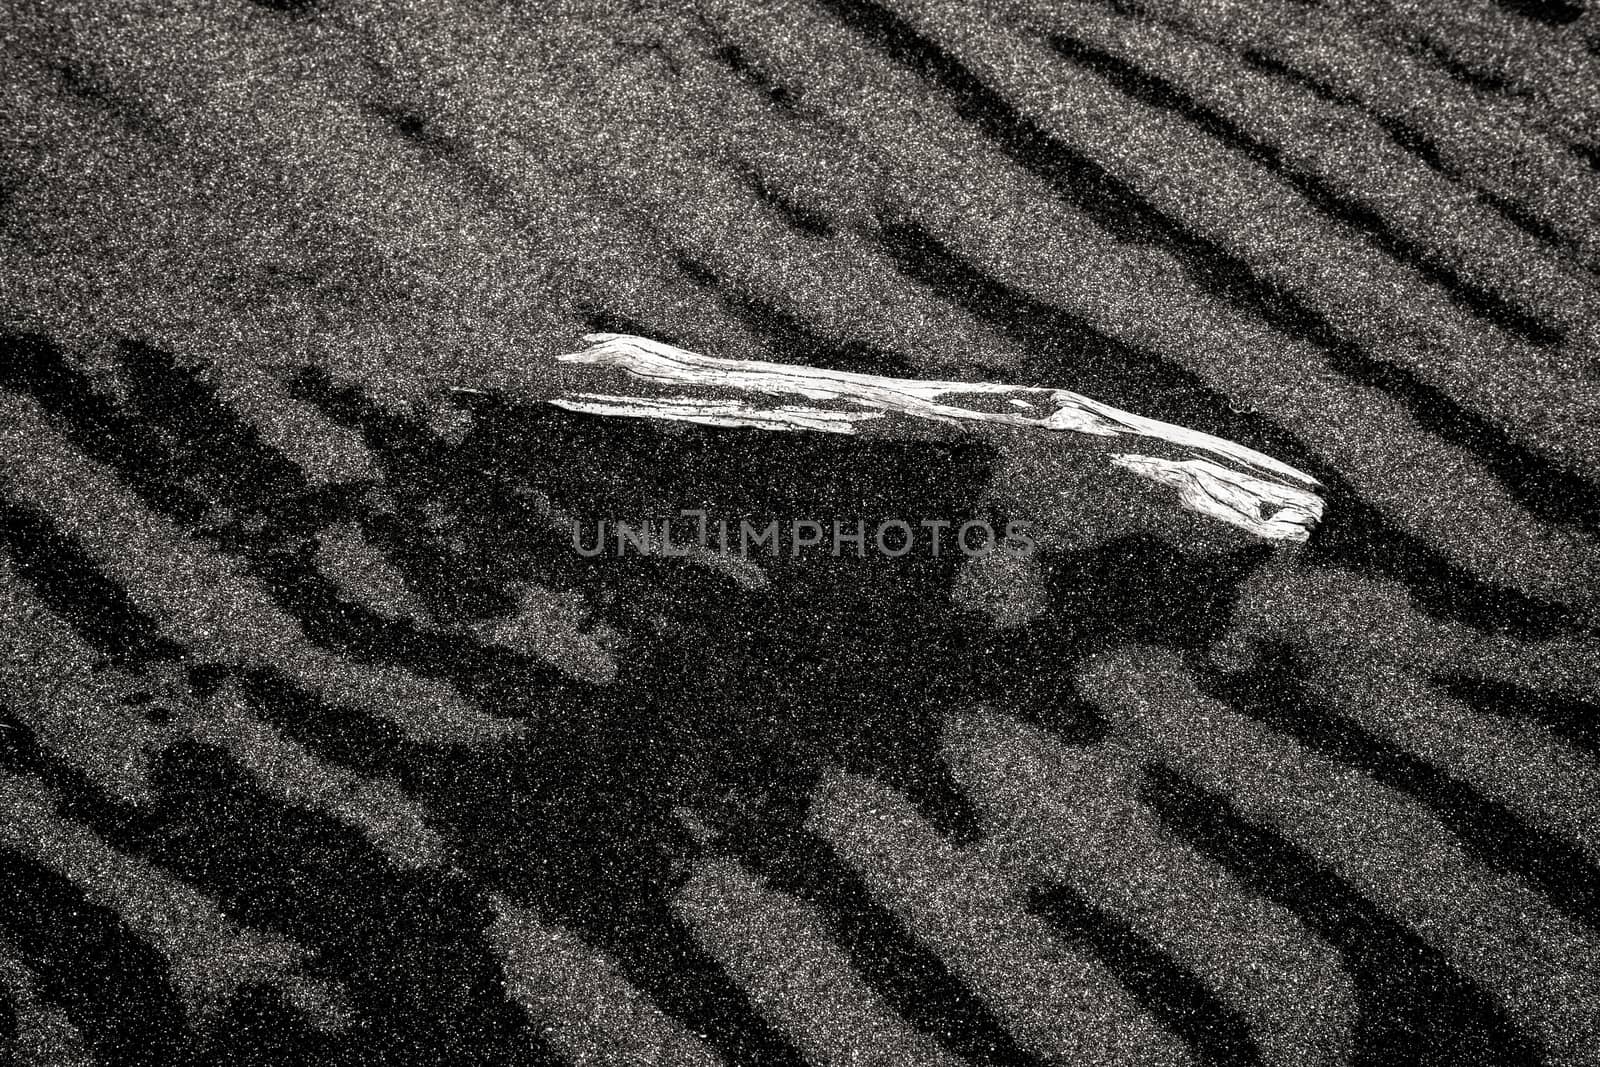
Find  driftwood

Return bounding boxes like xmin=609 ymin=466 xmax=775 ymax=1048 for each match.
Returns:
xmin=538 ymin=334 xmax=1324 ymax=543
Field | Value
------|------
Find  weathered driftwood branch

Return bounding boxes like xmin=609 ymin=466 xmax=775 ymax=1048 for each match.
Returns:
xmin=1107 ymin=455 xmax=1323 ymax=543
xmin=546 ymin=334 xmax=1325 ymax=543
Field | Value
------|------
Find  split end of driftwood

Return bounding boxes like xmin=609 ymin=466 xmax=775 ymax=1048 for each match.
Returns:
xmin=545 ymin=333 xmax=1326 ymax=543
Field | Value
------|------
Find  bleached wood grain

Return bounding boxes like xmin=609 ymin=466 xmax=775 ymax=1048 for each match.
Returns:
xmin=1109 ymin=455 xmax=1325 ymax=542
xmin=550 ymin=334 xmax=1326 ymax=542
